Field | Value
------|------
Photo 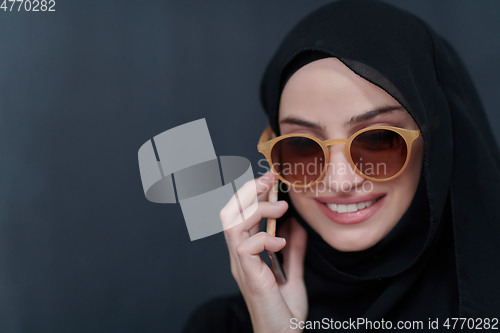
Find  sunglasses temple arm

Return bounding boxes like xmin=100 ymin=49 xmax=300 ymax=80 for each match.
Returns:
xmin=258 ymin=126 xmax=275 ymax=144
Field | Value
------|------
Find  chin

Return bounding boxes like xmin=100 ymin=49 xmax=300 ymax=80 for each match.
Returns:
xmin=322 ymin=228 xmax=383 ymax=252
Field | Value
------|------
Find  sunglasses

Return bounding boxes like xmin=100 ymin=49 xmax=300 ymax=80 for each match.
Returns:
xmin=258 ymin=125 xmax=421 ymax=188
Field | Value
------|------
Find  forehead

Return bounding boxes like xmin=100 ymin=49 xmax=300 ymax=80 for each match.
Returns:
xmin=280 ymin=58 xmax=398 ymax=111
xmin=278 ymin=58 xmax=408 ymax=124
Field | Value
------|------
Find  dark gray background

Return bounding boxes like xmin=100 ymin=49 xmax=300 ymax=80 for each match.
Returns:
xmin=0 ymin=1 xmax=498 ymax=332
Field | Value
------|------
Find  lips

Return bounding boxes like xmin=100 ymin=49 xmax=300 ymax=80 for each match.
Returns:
xmin=314 ymin=194 xmax=386 ymax=225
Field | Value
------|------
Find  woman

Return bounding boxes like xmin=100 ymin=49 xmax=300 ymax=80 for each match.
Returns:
xmin=184 ymin=1 xmax=500 ymax=332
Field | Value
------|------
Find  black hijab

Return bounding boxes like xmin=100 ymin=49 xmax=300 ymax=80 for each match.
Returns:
xmin=260 ymin=0 xmax=500 ymax=330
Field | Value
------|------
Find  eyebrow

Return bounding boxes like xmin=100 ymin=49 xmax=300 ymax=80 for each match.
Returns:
xmin=279 ymin=116 xmax=326 ymax=131
xmin=279 ymin=105 xmax=405 ymax=131
xmin=343 ymin=105 xmax=405 ymax=128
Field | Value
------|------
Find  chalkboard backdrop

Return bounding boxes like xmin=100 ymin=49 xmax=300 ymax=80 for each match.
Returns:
xmin=0 ymin=1 xmax=499 ymax=332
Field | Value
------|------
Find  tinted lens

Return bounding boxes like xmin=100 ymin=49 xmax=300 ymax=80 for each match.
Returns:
xmin=270 ymin=136 xmax=325 ymax=185
xmin=350 ymin=129 xmax=407 ymax=179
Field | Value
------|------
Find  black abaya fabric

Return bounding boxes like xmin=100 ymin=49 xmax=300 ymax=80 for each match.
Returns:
xmin=184 ymin=1 xmax=500 ymax=332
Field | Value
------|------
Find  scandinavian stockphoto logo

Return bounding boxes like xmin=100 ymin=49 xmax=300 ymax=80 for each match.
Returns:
xmin=137 ymin=119 xmax=257 ymax=241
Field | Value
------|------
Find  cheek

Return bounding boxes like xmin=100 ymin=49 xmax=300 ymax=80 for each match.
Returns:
xmin=287 ymin=187 xmax=320 ymax=222
xmin=288 ymin=187 xmax=310 ymax=209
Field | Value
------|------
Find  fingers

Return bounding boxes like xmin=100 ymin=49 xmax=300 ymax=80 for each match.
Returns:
xmin=241 ymin=171 xmax=277 ymax=207
xmin=236 ymin=232 xmax=286 ymax=278
xmin=249 ymin=223 xmax=260 ymax=237
xmin=221 ymin=173 xmax=292 ymax=302
xmin=224 ymin=200 xmax=289 ymax=287
xmin=220 ymin=172 xmax=277 ymax=227
xmin=228 ymin=230 xmax=287 ymax=294
xmin=224 ymin=201 xmax=288 ymax=240
xmin=255 ymin=172 xmax=279 ymax=203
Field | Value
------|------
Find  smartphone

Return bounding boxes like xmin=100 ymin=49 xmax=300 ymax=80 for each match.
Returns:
xmin=266 ymin=179 xmax=287 ymax=283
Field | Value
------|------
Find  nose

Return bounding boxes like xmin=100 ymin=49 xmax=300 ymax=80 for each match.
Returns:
xmin=319 ymin=144 xmax=366 ymax=193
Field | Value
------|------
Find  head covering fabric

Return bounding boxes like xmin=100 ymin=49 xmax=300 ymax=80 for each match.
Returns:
xmin=261 ymin=0 xmax=500 ymax=327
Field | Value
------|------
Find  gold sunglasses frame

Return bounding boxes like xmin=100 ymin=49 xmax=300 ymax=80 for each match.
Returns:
xmin=258 ymin=125 xmax=421 ymax=188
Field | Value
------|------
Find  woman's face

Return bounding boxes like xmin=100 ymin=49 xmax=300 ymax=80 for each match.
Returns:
xmin=279 ymin=58 xmax=424 ymax=252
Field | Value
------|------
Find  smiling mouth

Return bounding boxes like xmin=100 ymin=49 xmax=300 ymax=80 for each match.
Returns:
xmin=324 ymin=196 xmax=384 ymax=214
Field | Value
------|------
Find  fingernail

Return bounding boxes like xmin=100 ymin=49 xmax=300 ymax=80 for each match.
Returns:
xmin=276 ymin=237 xmax=286 ymax=243
xmin=272 ymin=201 xmax=286 ymax=206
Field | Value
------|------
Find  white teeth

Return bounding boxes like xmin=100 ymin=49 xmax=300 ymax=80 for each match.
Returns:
xmin=347 ymin=204 xmax=358 ymax=212
xmin=327 ymin=203 xmax=338 ymax=211
xmin=338 ymin=204 xmax=347 ymax=213
xmin=326 ymin=199 xmax=377 ymax=214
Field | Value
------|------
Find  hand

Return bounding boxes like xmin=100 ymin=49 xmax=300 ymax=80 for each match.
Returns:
xmin=221 ymin=172 xmax=308 ymax=333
